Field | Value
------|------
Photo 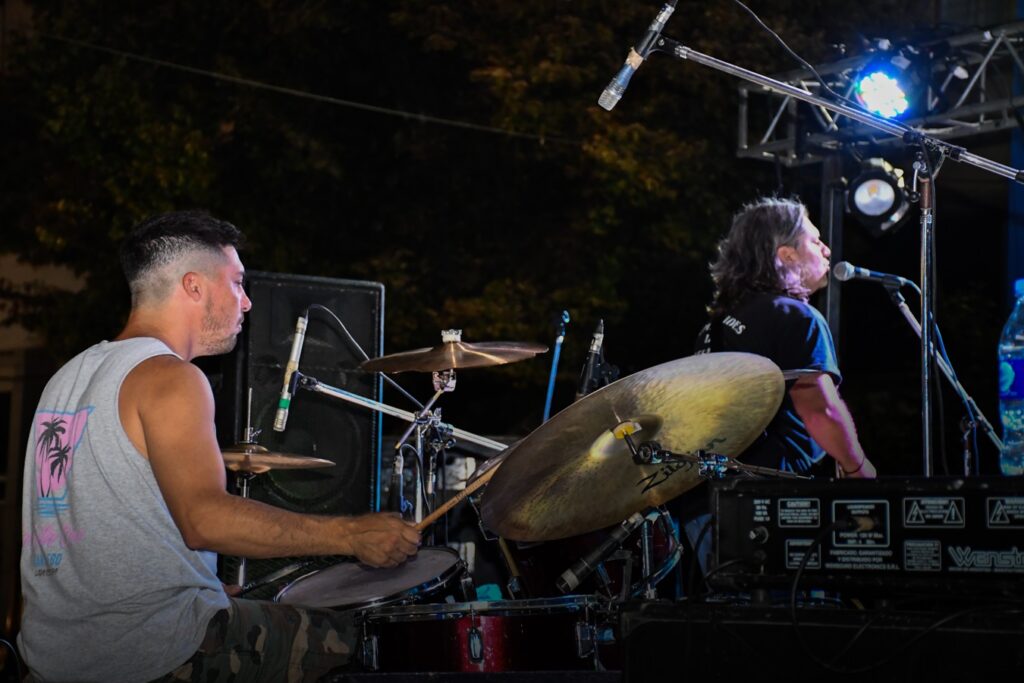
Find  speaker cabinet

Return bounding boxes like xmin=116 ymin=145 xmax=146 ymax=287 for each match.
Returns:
xmin=208 ymin=271 xmax=385 ymax=517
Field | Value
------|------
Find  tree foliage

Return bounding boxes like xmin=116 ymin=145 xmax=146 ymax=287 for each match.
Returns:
xmin=1 ymin=0 xmax=937 ymax=431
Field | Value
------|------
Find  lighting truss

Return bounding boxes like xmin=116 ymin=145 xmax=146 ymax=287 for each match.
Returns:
xmin=737 ymin=21 xmax=1024 ymax=166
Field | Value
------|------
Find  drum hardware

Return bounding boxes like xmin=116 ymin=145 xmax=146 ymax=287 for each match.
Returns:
xmin=362 ymin=329 xmax=543 ymax=523
xmin=391 ymin=366 xmax=458 ymax=522
xmin=224 ymin=389 xmax=335 ymax=585
xmin=294 ymin=368 xmax=506 ymax=525
xmin=615 ymin=425 xmax=810 ymax=480
xmin=291 ymin=329 xmax=526 ymax=525
xmin=258 ymin=321 xmax=530 ymax=529
xmin=479 ymin=352 xmax=785 ymax=541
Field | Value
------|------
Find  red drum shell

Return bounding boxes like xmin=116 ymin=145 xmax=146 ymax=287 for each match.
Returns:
xmin=360 ymin=596 xmax=616 ymax=672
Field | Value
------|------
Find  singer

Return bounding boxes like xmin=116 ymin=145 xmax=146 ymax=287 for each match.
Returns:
xmin=695 ymin=197 xmax=874 ymax=478
xmin=18 ymin=211 xmax=420 ymax=683
xmin=680 ymin=198 xmax=875 ymax=568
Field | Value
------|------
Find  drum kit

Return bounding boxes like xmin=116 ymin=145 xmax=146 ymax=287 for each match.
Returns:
xmin=221 ymin=327 xmax=801 ymax=672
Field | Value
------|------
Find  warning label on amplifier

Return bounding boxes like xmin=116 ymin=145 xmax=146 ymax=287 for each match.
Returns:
xmin=986 ymin=497 xmax=1024 ymax=529
xmin=904 ymin=539 xmax=942 ymax=572
xmin=903 ymin=497 xmax=965 ymax=528
xmin=785 ymin=539 xmax=820 ymax=569
xmin=778 ymin=498 xmax=820 ymax=527
xmin=832 ymin=500 xmax=890 ymax=547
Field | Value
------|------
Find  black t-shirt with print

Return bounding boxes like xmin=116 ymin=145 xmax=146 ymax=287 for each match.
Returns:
xmin=693 ymin=291 xmax=841 ymax=474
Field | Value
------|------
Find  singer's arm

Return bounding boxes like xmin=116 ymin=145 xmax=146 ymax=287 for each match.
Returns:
xmin=789 ymin=373 xmax=876 ymax=478
xmin=120 ymin=356 xmax=420 ymax=566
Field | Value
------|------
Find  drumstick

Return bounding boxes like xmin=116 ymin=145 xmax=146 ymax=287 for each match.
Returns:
xmin=415 ymin=465 xmax=499 ymax=532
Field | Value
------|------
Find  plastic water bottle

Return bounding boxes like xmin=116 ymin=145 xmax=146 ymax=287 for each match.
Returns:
xmin=998 ymin=278 xmax=1024 ymax=475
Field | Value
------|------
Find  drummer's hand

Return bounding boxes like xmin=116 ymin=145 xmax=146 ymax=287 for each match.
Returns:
xmin=345 ymin=513 xmax=421 ymax=568
xmin=839 ymin=456 xmax=876 ymax=479
xmin=222 ymin=583 xmax=242 ymax=597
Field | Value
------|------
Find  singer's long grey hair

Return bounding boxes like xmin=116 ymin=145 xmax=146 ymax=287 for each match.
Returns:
xmin=707 ymin=197 xmax=811 ymax=317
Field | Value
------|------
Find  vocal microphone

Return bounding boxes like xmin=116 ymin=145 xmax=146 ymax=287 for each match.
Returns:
xmin=575 ymin=320 xmax=605 ymax=401
xmin=598 ymin=2 xmax=677 ymax=111
xmin=273 ymin=313 xmax=309 ymax=432
xmin=832 ymin=261 xmax=913 ymax=289
xmin=557 ymin=512 xmax=646 ymax=593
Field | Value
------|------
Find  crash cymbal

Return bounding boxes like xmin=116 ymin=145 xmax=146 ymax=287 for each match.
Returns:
xmin=362 ymin=330 xmax=548 ymax=373
xmin=480 ymin=352 xmax=784 ymax=541
xmin=222 ymin=444 xmax=335 ymax=474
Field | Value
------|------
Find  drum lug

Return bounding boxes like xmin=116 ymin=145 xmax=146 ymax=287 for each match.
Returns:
xmin=467 ymin=626 xmax=484 ymax=663
xmin=360 ymin=633 xmax=379 ymax=671
xmin=574 ymin=621 xmax=595 ymax=658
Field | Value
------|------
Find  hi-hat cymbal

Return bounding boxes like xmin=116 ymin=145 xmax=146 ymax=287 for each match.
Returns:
xmin=480 ymin=352 xmax=784 ymax=541
xmin=362 ymin=340 xmax=548 ymax=373
xmin=222 ymin=444 xmax=335 ymax=474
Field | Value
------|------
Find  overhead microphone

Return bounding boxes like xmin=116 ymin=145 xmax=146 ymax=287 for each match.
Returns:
xmin=273 ymin=313 xmax=309 ymax=432
xmin=832 ymin=261 xmax=914 ymax=289
xmin=598 ymin=2 xmax=677 ymax=111
xmin=576 ymin=320 xmax=605 ymax=401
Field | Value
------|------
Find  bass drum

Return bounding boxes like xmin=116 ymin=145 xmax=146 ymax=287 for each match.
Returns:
xmin=274 ymin=546 xmax=469 ymax=612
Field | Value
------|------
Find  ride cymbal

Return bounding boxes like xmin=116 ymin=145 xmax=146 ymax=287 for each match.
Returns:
xmin=480 ymin=352 xmax=784 ymax=541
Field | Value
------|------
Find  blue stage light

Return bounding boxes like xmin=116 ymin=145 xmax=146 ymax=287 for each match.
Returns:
xmin=855 ymin=71 xmax=910 ymax=118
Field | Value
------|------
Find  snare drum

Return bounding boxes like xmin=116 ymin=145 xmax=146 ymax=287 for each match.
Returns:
xmin=360 ymin=596 xmax=617 ymax=672
xmin=274 ymin=546 xmax=467 ymax=611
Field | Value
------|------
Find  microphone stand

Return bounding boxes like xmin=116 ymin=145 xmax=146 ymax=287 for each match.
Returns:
xmin=882 ymin=284 xmax=1002 ymax=474
xmin=543 ymin=311 xmax=570 ymax=423
xmin=645 ymin=34 xmax=1024 ymax=476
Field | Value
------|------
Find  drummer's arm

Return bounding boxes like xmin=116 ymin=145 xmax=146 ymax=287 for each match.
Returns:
xmin=123 ymin=357 xmax=419 ymax=566
xmin=789 ymin=373 xmax=876 ymax=479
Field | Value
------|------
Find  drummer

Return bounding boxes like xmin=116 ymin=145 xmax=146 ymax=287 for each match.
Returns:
xmin=19 ymin=211 xmax=421 ymax=683
xmin=684 ymin=197 xmax=876 ymax=566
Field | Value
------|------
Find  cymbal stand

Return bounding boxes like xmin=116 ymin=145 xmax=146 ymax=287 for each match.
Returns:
xmin=615 ymin=424 xmax=810 ymax=480
xmin=294 ymin=372 xmax=506 ymax=524
xmin=233 ymin=388 xmax=262 ymax=587
xmin=391 ymin=369 xmax=457 ymax=522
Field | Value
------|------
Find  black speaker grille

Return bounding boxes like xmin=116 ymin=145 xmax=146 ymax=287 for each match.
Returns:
xmin=214 ymin=271 xmax=385 ymax=515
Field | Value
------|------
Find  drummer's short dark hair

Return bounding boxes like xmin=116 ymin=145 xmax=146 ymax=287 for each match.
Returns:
xmin=120 ymin=210 xmax=244 ymax=305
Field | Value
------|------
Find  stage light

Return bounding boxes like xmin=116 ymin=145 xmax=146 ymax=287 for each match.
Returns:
xmin=852 ymin=41 xmax=924 ymax=120
xmin=855 ymin=71 xmax=909 ymax=118
xmin=847 ymin=158 xmax=909 ymax=236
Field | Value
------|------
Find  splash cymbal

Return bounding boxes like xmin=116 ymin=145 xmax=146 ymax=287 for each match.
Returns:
xmin=479 ymin=352 xmax=784 ymax=541
xmin=222 ymin=444 xmax=335 ymax=474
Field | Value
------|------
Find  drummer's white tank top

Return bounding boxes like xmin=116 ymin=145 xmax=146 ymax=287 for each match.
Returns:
xmin=19 ymin=338 xmax=229 ymax=683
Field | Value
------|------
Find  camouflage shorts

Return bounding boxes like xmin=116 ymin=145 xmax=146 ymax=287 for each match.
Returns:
xmin=151 ymin=598 xmax=356 ymax=683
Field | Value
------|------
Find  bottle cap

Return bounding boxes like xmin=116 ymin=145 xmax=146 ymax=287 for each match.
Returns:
xmin=1016 ymin=279 xmax=1024 ymax=299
